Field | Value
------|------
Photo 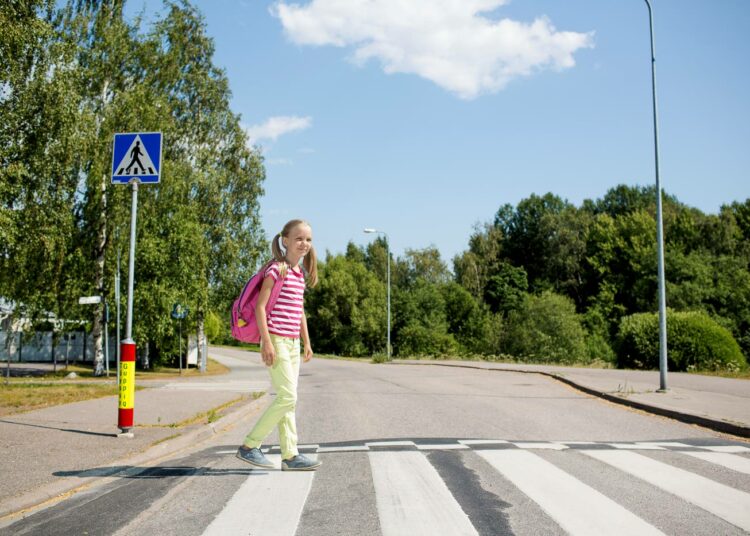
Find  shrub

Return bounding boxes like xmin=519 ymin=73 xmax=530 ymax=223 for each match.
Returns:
xmin=501 ymin=291 xmax=588 ymax=364
xmin=585 ymin=333 xmax=616 ymax=365
xmin=396 ymin=324 xmax=459 ymax=357
xmin=204 ymin=311 xmax=223 ymax=343
xmin=616 ymin=310 xmax=747 ymax=372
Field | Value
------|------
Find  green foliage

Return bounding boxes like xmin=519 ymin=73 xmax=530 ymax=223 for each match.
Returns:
xmin=616 ymin=310 xmax=747 ymax=372
xmin=306 ymin=254 xmax=386 ymax=357
xmin=0 ymin=1 xmax=265 ymax=365
xmin=501 ymin=291 xmax=589 ymax=364
xmin=392 ymin=277 xmax=461 ymax=357
xmin=203 ymin=311 xmax=223 ymax=342
xmin=441 ymin=282 xmax=496 ymax=354
xmin=483 ymin=262 xmax=528 ymax=314
xmin=3 ymin=4 xmax=748 ymax=372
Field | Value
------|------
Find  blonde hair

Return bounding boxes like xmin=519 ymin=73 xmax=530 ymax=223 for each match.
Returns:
xmin=271 ymin=219 xmax=319 ymax=288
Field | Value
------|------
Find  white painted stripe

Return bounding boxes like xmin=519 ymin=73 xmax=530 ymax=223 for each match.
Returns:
xmin=216 ymin=450 xmax=236 ymax=455
xmin=416 ymin=444 xmax=470 ymax=450
xmin=366 ymin=441 xmax=416 ymax=448
xmin=512 ymin=442 xmax=568 ymax=450
xmin=608 ymin=443 xmax=665 ymax=450
xmin=559 ymin=441 xmax=599 ymax=445
xmin=202 ymin=454 xmax=315 ymax=536
xmin=317 ymin=445 xmax=370 ymax=453
xmin=636 ymin=442 xmax=692 ymax=448
xmin=582 ymin=449 xmax=750 ymax=532
xmin=265 ymin=444 xmax=319 ymax=452
xmin=369 ymin=451 xmax=477 ymax=536
xmin=681 ymin=451 xmax=750 ymax=475
xmin=458 ymin=439 xmax=510 ymax=446
xmin=478 ymin=450 xmax=665 ymax=536
xmin=699 ymin=445 xmax=750 ymax=453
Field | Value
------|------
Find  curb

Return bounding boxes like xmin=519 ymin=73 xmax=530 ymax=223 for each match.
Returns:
xmin=0 ymin=392 xmax=270 ymax=523
xmin=389 ymin=361 xmax=750 ymax=440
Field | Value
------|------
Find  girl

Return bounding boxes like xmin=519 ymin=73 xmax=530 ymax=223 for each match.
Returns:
xmin=236 ymin=219 xmax=321 ymax=471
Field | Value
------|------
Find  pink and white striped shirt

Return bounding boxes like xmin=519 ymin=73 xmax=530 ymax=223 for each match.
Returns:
xmin=265 ymin=263 xmax=305 ymax=338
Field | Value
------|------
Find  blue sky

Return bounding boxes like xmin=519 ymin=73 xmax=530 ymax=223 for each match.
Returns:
xmin=127 ymin=0 xmax=749 ymax=265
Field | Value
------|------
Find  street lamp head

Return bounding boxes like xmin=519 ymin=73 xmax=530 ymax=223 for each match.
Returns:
xmin=363 ymin=228 xmax=377 ymax=233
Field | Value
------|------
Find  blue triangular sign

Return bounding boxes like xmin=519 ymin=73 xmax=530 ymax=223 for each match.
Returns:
xmin=112 ymin=132 xmax=162 ymax=184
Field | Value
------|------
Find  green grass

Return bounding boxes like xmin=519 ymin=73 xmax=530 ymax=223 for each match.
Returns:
xmin=0 ymin=357 xmax=235 ymax=415
xmin=0 ymin=382 xmax=118 ymax=416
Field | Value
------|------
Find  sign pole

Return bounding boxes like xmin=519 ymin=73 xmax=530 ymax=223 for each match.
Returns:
xmin=104 ymin=301 xmax=109 ymax=378
xmin=118 ymin=180 xmax=138 ymax=436
xmin=112 ymin=131 xmax=161 ymax=436
xmin=115 ymin=253 xmax=121 ymax=386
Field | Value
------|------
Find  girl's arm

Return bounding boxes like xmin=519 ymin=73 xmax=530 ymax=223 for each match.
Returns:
xmin=300 ymin=309 xmax=313 ymax=362
xmin=256 ymin=276 xmax=276 ymax=366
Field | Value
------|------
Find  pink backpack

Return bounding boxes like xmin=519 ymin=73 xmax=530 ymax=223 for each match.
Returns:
xmin=231 ymin=261 xmax=286 ymax=343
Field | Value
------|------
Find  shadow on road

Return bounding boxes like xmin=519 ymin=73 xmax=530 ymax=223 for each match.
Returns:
xmin=0 ymin=419 xmax=117 ymax=438
xmin=54 ymin=465 xmax=258 ymax=478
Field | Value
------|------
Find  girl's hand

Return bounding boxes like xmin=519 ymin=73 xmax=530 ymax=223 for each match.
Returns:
xmin=303 ymin=344 xmax=313 ymax=363
xmin=261 ymin=339 xmax=275 ymax=366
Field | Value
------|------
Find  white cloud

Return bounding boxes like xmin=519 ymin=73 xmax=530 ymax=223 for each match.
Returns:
xmin=245 ymin=115 xmax=312 ymax=144
xmin=273 ymin=0 xmax=594 ymax=99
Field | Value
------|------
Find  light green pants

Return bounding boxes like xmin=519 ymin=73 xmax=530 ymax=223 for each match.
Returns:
xmin=243 ymin=334 xmax=300 ymax=459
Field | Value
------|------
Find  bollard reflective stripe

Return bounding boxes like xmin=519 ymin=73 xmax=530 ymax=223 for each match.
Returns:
xmin=118 ymin=339 xmax=136 ymax=431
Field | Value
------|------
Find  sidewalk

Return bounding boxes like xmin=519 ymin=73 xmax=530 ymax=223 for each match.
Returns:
xmin=394 ymin=360 xmax=750 ymax=439
xmin=0 ymin=347 xmax=270 ymax=521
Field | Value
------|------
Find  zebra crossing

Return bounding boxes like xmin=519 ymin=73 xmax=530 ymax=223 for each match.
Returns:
xmin=205 ymin=439 xmax=750 ymax=536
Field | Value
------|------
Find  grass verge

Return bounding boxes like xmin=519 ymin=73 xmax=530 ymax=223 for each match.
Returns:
xmin=0 ymin=383 xmax=119 ymax=417
xmin=2 ymin=357 xmax=230 ymax=382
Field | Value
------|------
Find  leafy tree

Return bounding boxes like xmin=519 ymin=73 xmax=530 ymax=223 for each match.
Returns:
xmin=393 ymin=279 xmax=458 ymax=357
xmin=440 ymin=282 xmax=496 ymax=355
xmin=306 ymin=254 xmax=386 ymax=356
xmin=402 ymin=246 xmax=451 ymax=285
xmin=453 ymin=222 xmax=504 ymax=300
xmin=483 ymin=262 xmax=528 ymax=314
xmin=0 ymin=0 xmax=82 ymax=345
xmin=1 ymin=1 xmax=266 ymax=370
xmin=493 ymin=193 xmax=573 ymax=291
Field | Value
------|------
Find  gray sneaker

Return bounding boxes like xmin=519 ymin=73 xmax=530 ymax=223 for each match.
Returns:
xmin=236 ymin=446 xmax=274 ymax=469
xmin=282 ymin=454 xmax=322 ymax=471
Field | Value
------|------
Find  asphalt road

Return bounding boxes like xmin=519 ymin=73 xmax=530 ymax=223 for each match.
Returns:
xmin=4 ymin=348 xmax=749 ymax=536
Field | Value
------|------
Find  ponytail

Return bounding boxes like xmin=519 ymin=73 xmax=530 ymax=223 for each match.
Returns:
xmin=304 ymin=245 xmax=318 ymax=288
xmin=270 ymin=233 xmax=288 ymax=279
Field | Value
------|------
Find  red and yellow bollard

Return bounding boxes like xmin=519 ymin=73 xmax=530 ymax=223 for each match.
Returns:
xmin=118 ymin=339 xmax=136 ymax=433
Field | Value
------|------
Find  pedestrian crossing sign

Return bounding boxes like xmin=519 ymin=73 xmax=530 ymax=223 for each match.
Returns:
xmin=111 ymin=132 xmax=162 ymax=184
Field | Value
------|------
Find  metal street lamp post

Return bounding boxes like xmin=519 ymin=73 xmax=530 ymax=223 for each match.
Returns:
xmin=644 ymin=0 xmax=669 ymax=392
xmin=364 ymin=228 xmax=391 ymax=360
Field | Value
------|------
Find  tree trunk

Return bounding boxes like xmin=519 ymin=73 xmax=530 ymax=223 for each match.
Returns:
xmin=141 ymin=341 xmax=150 ymax=370
xmin=92 ymin=174 xmax=107 ymax=376
xmin=197 ymin=311 xmax=206 ymax=372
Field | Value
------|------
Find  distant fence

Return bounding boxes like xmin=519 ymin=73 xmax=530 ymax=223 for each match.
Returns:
xmin=0 ymin=331 xmax=118 ymax=363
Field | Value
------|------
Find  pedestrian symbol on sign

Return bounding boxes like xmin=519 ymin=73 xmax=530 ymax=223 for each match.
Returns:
xmin=114 ymin=136 xmax=157 ymax=176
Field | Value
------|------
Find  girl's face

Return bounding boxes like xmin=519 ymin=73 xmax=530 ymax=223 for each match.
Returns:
xmin=283 ymin=224 xmax=313 ymax=263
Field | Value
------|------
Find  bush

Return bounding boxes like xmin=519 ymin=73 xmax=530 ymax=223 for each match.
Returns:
xmin=501 ymin=291 xmax=589 ymax=364
xmin=396 ymin=324 xmax=459 ymax=357
xmin=616 ymin=310 xmax=747 ymax=372
xmin=585 ymin=333 xmax=616 ymax=364
xmin=204 ymin=311 xmax=223 ymax=343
